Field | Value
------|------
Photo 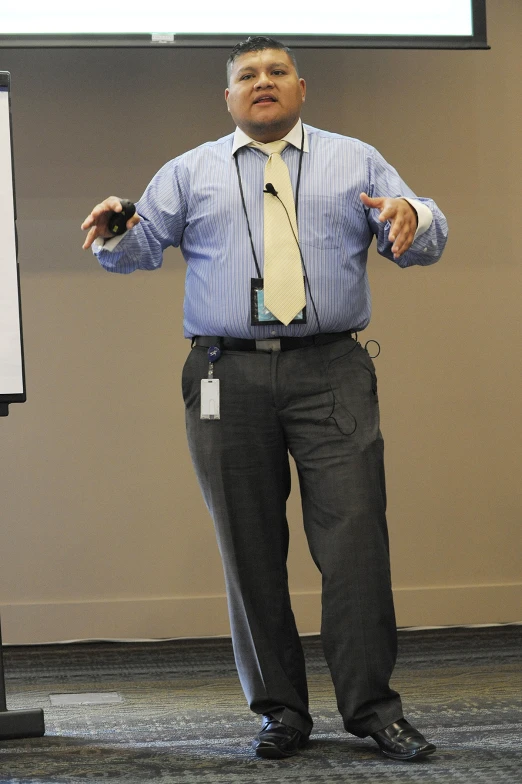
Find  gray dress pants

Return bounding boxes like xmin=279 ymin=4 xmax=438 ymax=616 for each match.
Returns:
xmin=182 ymin=334 xmax=403 ymax=737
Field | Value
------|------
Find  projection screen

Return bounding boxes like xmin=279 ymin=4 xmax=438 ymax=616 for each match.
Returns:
xmin=0 ymin=1 xmax=488 ymax=49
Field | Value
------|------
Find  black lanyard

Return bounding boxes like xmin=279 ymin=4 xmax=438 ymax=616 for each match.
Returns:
xmin=233 ymin=123 xmax=306 ymax=278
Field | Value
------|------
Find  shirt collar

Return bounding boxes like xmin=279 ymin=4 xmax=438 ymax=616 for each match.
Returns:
xmin=231 ymin=119 xmax=309 ymax=156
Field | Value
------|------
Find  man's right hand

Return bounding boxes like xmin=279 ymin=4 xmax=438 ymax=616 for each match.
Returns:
xmin=81 ymin=196 xmax=140 ymax=250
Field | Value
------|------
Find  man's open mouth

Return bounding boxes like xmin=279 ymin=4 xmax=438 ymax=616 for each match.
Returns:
xmin=254 ymin=96 xmax=277 ymax=104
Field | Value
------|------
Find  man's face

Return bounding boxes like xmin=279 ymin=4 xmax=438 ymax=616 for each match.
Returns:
xmin=225 ymin=49 xmax=306 ymax=142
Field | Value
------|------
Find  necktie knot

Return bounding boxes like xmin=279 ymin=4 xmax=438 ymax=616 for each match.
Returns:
xmin=249 ymin=139 xmax=288 ymax=157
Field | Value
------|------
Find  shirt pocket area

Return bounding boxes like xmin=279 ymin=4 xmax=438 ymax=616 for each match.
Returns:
xmin=298 ymin=195 xmax=346 ymax=250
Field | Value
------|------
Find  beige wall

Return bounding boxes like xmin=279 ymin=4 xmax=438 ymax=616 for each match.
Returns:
xmin=0 ymin=0 xmax=520 ymax=644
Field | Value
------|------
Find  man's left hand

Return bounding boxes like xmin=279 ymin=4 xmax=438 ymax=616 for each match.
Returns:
xmin=360 ymin=193 xmax=418 ymax=259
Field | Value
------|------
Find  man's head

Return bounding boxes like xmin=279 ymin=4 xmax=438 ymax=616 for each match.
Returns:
xmin=225 ymin=36 xmax=306 ymax=143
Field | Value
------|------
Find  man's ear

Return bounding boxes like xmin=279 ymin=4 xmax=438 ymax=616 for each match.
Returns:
xmin=224 ymin=88 xmax=231 ymax=112
xmin=300 ymin=78 xmax=306 ymax=103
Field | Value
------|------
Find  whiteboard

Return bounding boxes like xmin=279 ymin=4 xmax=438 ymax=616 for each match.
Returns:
xmin=0 ymin=2 xmax=475 ymax=36
xmin=0 ymin=72 xmax=25 ymax=410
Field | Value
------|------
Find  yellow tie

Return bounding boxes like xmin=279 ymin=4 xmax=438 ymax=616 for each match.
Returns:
xmin=250 ymin=140 xmax=306 ymax=326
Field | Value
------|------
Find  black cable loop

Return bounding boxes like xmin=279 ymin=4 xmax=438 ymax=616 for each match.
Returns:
xmin=364 ymin=339 xmax=381 ymax=359
xmin=294 ymin=123 xmax=305 ymax=222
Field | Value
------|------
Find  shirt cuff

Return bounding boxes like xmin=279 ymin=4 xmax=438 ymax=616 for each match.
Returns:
xmin=403 ymin=198 xmax=433 ymax=239
xmin=93 ymin=233 xmax=127 ymax=252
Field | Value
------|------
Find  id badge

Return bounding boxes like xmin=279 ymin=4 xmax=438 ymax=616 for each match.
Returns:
xmin=250 ymin=278 xmax=306 ymax=326
xmin=201 ymin=379 xmax=220 ymax=419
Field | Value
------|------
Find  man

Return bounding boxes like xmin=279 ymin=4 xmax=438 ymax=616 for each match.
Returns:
xmin=82 ymin=36 xmax=447 ymax=762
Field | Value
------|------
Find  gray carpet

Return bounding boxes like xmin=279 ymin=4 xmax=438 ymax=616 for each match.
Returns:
xmin=0 ymin=625 xmax=521 ymax=782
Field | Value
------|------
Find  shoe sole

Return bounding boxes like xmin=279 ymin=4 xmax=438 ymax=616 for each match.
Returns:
xmin=254 ymin=744 xmax=301 ymax=759
xmin=253 ymin=737 xmax=309 ymax=760
xmin=380 ymin=745 xmax=436 ymax=761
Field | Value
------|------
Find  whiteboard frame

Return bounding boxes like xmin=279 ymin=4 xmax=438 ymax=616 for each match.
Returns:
xmin=0 ymin=72 xmax=26 ymax=412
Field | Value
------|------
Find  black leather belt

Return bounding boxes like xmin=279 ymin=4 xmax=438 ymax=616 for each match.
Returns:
xmin=192 ymin=331 xmax=355 ymax=353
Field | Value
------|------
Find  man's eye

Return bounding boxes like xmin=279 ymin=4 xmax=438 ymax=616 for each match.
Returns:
xmin=273 ymin=70 xmax=285 ymax=76
xmin=240 ymin=74 xmax=253 ymax=80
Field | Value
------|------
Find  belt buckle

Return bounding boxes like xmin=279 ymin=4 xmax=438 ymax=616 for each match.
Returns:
xmin=255 ymin=339 xmax=281 ymax=352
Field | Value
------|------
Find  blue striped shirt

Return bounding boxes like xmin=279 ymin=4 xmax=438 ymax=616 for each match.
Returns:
xmin=94 ymin=123 xmax=448 ymax=338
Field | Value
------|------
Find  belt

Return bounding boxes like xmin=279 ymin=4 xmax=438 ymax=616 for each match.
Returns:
xmin=192 ymin=331 xmax=355 ymax=353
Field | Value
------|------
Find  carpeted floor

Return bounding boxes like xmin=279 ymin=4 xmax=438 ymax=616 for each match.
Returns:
xmin=0 ymin=625 xmax=521 ymax=782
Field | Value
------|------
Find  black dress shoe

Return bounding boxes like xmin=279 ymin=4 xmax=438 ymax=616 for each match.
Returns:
xmin=252 ymin=715 xmax=309 ymax=759
xmin=370 ymin=718 xmax=436 ymax=760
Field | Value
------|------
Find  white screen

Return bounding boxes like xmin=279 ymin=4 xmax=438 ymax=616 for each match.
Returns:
xmin=0 ymin=1 xmax=474 ymax=36
xmin=0 ymin=85 xmax=24 ymax=396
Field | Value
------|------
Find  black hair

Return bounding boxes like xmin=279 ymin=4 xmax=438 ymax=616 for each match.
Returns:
xmin=226 ymin=36 xmax=299 ymax=85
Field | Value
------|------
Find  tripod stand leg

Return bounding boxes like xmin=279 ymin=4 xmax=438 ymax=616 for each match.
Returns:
xmin=0 ymin=616 xmax=45 ymax=740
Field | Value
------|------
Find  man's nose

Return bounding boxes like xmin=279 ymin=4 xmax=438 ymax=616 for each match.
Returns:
xmin=254 ymin=72 xmax=274 ymax=89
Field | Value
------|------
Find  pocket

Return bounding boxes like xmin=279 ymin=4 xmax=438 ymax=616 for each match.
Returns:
xmin=329 ymin=349 xmax=376 ymax=401
xmin=355 ymin=344 xmax=379 ymax=400
xmin=181 ymin=349 xmax=200 ymax=407
xmin=324 ymin=343 xmax=380 ymax=441
xmin=299 ymin=195 xmax=345 ymax=249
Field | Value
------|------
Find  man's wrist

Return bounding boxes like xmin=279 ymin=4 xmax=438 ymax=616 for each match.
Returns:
xmin=401 ymin=198 xmax=418 ymax=227
xmin=93 ymin=232 xmax=127 ymax=252
xmin=402 ymin=198 xmax=433 ymax=239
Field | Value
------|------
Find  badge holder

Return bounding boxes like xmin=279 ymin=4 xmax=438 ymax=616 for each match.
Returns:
xmin=201 ymin=345 xmax=221 ymax=420
xmin=250 ymin=278 xmax=306 ymax=326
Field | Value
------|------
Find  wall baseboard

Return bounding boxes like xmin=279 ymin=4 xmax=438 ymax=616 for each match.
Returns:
xmin=2 ymin=583 xmax=521 ymax=645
